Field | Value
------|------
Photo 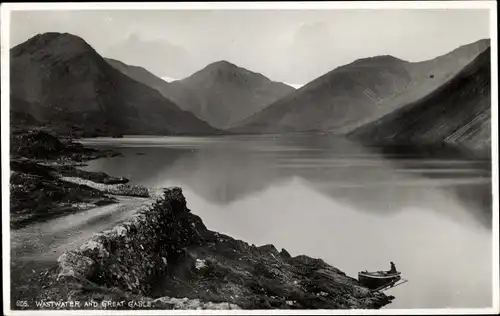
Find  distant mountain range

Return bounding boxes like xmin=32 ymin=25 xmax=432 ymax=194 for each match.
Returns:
xmin=108 ymin=59 xmax=295 ymax=129
xmin=230 ymin=39 xmax=490 ymax=135
xmin=10 ymin=33 xmax=217 ymax=136
xmin=9 ymin=32 xmax=492 ymax=157
xmin=349 ymin=48 xmax=491 ymax=157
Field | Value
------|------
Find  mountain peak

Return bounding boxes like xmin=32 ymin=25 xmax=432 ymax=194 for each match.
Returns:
xmin=351 ymin=55 xmax=408 ymax=66
xmin=446 ymin=38 xmax=490 ymax=56
xmin=15 ymin=32 xmax=89 ymax=48
xmin=205 ymin=60 xmax=240 ymax=71
xmin=191 ymin=60 xmax=261 ymax=82
xmin=461 ymin=38 xmax=490 ymax=48
xmin=162 ymin=60 xmax=295 ymax=129
xmin=12 ymin=32 xmax=95 ymax=58
xmin=35 ymin=32 xmax=77 ymax=39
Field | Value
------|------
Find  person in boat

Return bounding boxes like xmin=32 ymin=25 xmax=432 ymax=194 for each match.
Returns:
xmin=389 ymin=261 xmax=397 ymax=274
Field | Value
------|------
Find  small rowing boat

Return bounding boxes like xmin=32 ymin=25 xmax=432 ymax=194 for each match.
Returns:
xmin=358 ymin=270 xmax=407 ymax=292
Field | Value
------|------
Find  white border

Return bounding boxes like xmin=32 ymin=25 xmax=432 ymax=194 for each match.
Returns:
xmin=1 ymin=1 xmax=498 ymax=315
xmin=1 ymin=2 xmax=13 ymax=316
xmin=489 ymin=3 xmax=499 ymax=315
xmin=0 ymin=1 xmax=497 ymax=10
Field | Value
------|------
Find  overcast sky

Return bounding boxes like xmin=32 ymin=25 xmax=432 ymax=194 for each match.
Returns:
xmin=9 ymin=9 xmax=490 ymax=85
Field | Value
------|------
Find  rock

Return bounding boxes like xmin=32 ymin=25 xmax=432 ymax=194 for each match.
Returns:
xmin=111 ymin=225 xmax=128 ymax=237
xmin=194 ymin=259 xmax=207 ymax=270
xmin=258 ymin=244 xmax=280 ymax=256
xmin=280 ymin=248 xmax=292 ymax=260
xmin=79 ymin=240 xmax=109 ymax=259
xmin=57 ymin=252 xmax=95 ymax=280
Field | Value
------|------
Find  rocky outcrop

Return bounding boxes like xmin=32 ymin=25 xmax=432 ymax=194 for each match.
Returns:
xmin=10 ymin=129 xmax=120 ymax=161
xmin=36 ymin=187 xmax=394 ymax=310
xmin=154 ymin=233 xmax=393 ymax=309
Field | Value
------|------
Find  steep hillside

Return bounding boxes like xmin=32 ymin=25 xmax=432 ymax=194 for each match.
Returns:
xmin=105 ymin=58 xmax=172 ymax=94
xmin=10 ymin=33 xmax=217 ymax=137
xmin=232 ymin=56 xmax=412 ymax=133
xmin=349 ymin=48 xmax=491 ymax=156
xmin=108 ymin=59 xmax=295 ymax=129
xmin=231 ymin=39 xmax=490 ymax=134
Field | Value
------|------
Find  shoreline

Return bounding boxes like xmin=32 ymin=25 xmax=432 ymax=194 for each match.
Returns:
xmin=10 ymin=129 xmax=395 ymax=310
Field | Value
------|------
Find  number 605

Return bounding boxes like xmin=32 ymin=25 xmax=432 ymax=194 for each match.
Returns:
xmin=16 ymin=300 xmax=29 ymax=308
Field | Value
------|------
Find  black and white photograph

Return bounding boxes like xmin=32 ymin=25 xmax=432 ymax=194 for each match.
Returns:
xmin=1 ymin=1 xmax=498 ymax=314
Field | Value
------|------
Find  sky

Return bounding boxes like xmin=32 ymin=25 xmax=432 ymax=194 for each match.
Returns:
xmin=8 ymin=9 xmax=490 ymax=85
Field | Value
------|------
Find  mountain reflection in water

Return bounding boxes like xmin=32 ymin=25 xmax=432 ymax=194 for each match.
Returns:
xmin=80 ymin=135 xmax=493 ymax=309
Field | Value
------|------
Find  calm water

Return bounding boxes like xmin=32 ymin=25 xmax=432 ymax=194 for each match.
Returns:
xmin=80 ymin=135 xmax=493 ymax=309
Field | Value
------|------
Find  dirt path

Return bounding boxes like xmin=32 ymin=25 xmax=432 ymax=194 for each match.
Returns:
xmin=10 ymin=195 xmax=158 ymax=306
xmin=11 ymin=195 xmax=157 ymax=263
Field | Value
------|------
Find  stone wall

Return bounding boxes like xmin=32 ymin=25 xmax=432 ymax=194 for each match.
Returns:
xmin=56 ymin=187 xmax=207 ymax=296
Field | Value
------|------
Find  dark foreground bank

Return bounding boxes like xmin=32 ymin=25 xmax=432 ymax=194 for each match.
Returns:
xmin=9 ymin=129 xmax=153 ymax=229
xmin=10 ymin=130 xmax=395 ymax=310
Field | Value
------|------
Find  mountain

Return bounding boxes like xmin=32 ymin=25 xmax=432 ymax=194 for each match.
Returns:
xmin=165 ymin=61 xmax=296 ymax=129
xmin=10 ymin=32 xmax=217 ymax=137
xmin=105 ymin=58 xmax=172 ymax=94
xmin=348 ymin=48 xmax=491 ymax=156
xmin=107 ymin=59 xmax=295 ymax=129
xmin=231 ymin=39 xmax=490 ymax=134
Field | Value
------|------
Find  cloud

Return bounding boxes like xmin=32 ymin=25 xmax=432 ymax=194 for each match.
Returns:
xmin=102 ymin=32 xmax=194 ymax=78
xmin=285 ymin=22 xmax=342 ymax=83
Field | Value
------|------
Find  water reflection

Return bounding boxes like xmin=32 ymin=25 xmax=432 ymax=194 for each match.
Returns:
xmin=81 ymin=135 xmax=492 ymax=229
xmin=80 ymin=135 xmax=493 ymax=309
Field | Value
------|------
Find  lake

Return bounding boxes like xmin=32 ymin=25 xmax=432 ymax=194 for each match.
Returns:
xmin=79 ymin=134 xmax=493 ymax=309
